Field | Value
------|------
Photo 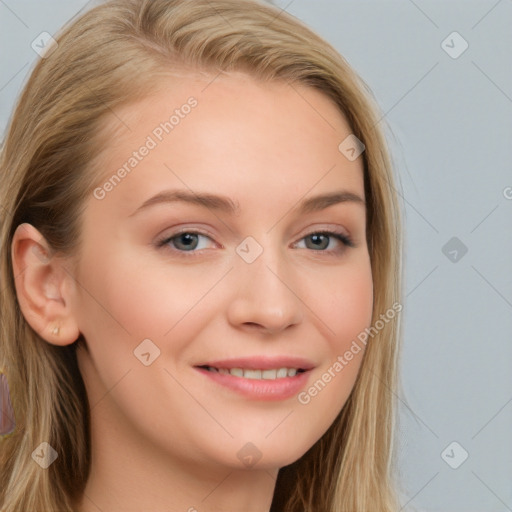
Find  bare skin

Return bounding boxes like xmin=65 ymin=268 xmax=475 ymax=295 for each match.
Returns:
xmin=12 ymin=72 xmax=372 ymax=512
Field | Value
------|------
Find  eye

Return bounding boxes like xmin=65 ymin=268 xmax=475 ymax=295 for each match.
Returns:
xmin=294 ymin=230 xmax=355 ymax=253
xmin=156 ymin=230 xmax=215 ymax=253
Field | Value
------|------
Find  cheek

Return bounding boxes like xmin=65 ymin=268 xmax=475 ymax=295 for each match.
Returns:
xmin=299 ymin=258 xmax=373 ymax=414
xmin=72 ymin=249 xmax=222 ymax=432
xmin=73 ymin=247 xmax=229 ymax=360
xmin=321 ymin=258 xmax=374 ymax=352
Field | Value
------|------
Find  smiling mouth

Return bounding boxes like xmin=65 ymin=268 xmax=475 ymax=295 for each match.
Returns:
xmin=198 ymin=366 xmax=307 ymax=379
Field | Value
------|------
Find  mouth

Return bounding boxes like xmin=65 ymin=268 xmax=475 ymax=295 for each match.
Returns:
xmin=193 ymin=357 xmax=314 ymax=400
xmin=197 ymin=366 xmax=307 ymax=379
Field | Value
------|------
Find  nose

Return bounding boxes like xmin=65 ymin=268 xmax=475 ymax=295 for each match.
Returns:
xmin=226 ymin=243 xmax=304 ymax=335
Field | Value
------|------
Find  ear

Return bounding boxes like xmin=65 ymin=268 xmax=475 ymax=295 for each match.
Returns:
xmin=11 ymin=223 xmax=80 ymax=346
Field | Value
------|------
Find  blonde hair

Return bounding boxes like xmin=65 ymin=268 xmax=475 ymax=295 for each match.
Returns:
xmin=0 ymin=0 xmax=403 ymax=510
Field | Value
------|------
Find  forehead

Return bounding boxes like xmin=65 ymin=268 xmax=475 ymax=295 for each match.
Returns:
xmin=88 ymin=72 xmax=365 ymax=217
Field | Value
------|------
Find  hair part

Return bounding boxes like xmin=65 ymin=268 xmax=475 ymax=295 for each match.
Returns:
xmin=0 ymin=1 xmax=403 ymax=510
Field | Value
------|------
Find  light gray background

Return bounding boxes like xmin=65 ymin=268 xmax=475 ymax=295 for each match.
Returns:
xmin=1 ymin=1 xmax=511 ymax=511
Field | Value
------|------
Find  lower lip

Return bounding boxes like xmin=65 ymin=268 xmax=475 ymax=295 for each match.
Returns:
xmin=195 ymin=367 xmax=310 ymax=401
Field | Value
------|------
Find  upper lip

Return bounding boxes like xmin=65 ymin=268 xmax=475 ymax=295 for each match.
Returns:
xmin=195 ymin=356 xmax=315 ymax=371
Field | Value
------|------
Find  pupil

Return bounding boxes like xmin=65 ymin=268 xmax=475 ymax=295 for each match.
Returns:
xmin=309 ymin=234 xmax=327 ymax=249
xmin=179 ymin=233 xmax=197 ymax=249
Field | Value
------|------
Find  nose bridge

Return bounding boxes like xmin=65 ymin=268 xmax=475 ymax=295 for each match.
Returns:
xmin=228 ymin=234 xmax=303 ymax=331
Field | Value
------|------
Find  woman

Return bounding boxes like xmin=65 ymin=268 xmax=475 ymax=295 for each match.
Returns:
xmin=0 ymin=0 xmax=403 ymax=510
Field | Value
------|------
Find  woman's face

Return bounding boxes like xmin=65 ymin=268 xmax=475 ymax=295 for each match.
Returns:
xmin=70 ymin=72 xmax=373 ymax=471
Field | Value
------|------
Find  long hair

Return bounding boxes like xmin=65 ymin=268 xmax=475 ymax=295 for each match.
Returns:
xmin=0 ymin=1 xmax=403 ymax=510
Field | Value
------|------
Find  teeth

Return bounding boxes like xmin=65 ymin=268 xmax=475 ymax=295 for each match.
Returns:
xmin=262 ymin=369 xmax=277 ymax=379
xmin=205 ymin=366 xmax=302 ymax=379
xmin=244 ymin=369 xmax=262 ymax=379
xmin=230 ymin=368 xmax=244 ymax=377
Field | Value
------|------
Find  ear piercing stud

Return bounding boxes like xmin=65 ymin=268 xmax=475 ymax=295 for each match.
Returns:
xmin=51 ymin=325 xmax=60 ymax=336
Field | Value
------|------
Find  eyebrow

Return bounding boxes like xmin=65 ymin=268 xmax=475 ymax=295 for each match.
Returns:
xmin=128 ymin=188 xmax=365 ymax=218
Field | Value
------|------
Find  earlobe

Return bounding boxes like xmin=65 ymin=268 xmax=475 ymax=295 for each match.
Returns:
xmin=10 ymin=223 xmax=80 ymax=346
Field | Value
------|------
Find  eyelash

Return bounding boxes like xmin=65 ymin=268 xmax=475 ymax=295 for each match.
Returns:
xmin=155 ymin=228 xmax=355 ymax=258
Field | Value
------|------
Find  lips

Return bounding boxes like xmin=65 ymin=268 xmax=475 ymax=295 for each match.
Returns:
xmin=193 ymin=356 xmax=314 ymax=400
